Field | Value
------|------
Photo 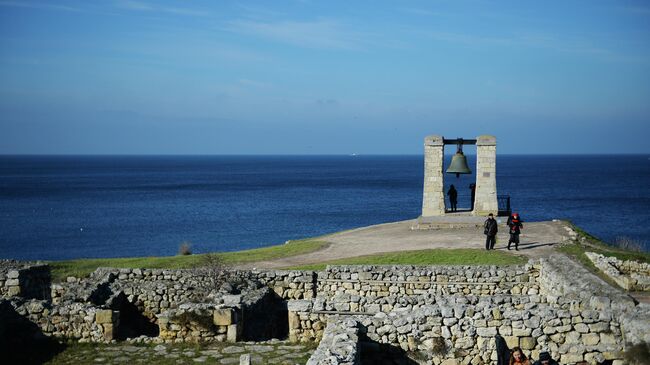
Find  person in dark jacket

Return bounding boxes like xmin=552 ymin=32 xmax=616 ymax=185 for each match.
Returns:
xmin=532 ymin=351 xmax=559 ymax=365
xmin=495 ymin=334 xmax=511 ymax=365
xmin=484 ymin=213 xmax=498 ymax=250
xmin=507 ymin=212 xmax=523 ymax=250
xmin=447 ymin=185 xmax=458 ymax=212
xmin=469 ymin=183 xmax=476 ymax=210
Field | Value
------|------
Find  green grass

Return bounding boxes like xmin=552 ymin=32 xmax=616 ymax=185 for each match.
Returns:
xmin=49 ymin=239 xmax=328 ymax=281
xmin=286 ymin=248 xmax=527 ymax=270
xmin=556 ymin=222 xmax=650 ymax=289
xmin=558 ymin=221 xmax=650 ymax=264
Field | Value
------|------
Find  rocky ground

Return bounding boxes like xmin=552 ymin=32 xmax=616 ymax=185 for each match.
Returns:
xmin=45 ymin=340 xmax=315 ymax=365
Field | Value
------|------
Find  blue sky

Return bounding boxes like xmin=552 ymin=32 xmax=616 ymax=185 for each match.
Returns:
xmin=1 ymin=0 xmax=649 ymax=154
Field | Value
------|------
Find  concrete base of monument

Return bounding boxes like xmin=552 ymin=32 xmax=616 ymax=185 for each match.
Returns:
xmin=411 ymin=213 xmax=487 ymax=230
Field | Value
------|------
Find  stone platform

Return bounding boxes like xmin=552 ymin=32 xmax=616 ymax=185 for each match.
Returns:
xmin=411 ymin=214 xmax=488 ymax=230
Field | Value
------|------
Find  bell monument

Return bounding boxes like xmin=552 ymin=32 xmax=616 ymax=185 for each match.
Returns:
xmin=420 ymin=135 xmax=498 ymax=218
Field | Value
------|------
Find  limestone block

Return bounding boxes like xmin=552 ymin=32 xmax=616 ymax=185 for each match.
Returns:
xmin=476 ymin=327 xmax=497 ymax=337
xmin=574 ymin=323 xmax=589 ymax=333
xmin=213 ymin=308 xmax=234 ymax=326
xmin=584 ymin=352 xmax=605 ymax=364
xmin=227 ymin=324 xmax=238 ymax=342
xmin=513 ymin=328 xmax=532 ymax=337
xmin=240 ymin=354 xmax=251 ymax=365
xmin=589 ymin=296 xmax=611 ymax=310
xmin=288 ymin=312 xmax=301 ymax=330
xmin=560 ymin=353 xmax=583 ymax=364
xmin=102 ymin=323 xmax=115 ymax=341
xmin=589 ymin=322 xmax=609 ymax=332
xmin=582 ymin=333 xmax=600 ymax=346
xmin=565 ymin=331 xmax=581 ymax=344
xmin=96 ymin=310 xmax=114 ymax=324
xmin=504 ymin=336 xmax=519 ymax=349
xmin=7 ymin=270 xmax=20 ymax=279
xmin=520 ymin=337 xmax=536 ymax=350
xmin=599 ymin=333 xmax=617 ymax=345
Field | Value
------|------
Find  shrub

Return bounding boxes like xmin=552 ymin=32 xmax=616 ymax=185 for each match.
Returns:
xmin=178 ymin=242 xmax=192 ymax=256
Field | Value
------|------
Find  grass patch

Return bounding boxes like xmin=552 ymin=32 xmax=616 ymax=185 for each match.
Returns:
xmin=558 ymin=221 xmax=650 ymax=265
xmin=49 ymin=239 xmax=328 ymax=281
xmin=556 ymin=222 xmax=650 ymax=289
xmin=286 ymin=248 xmax=527 ymax=270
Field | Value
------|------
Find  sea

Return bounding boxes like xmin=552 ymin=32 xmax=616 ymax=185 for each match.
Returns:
xmin=1 ymin=155 xmax=649 ymax=261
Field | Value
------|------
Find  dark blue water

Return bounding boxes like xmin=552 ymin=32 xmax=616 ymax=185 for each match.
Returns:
xmin=1 ymin=155 xmax=648 ymax=260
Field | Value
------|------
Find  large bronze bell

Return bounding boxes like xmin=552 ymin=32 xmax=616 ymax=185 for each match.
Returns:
xmin=446 ymin=149 xmax=472 ymax=178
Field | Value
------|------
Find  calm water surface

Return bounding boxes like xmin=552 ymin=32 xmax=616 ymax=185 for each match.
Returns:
xmin=1 ymin=155 xmax=648 ymax=260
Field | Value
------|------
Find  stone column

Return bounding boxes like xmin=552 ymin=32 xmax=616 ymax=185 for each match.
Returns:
xmin=421 ymin=135 xmax=445 ymax=216
xmin=96 ymin=309 xmax=119 ymax=341
xmin=473 ymin=135 xmax=498 ymax=216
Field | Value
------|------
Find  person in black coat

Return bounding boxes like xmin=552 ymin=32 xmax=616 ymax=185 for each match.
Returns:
xmin=447 ymin=185 xmax=458 ymax=212
xmin=484 ymin=213 xmax=498 ymax=250
xmin=507 ymin=213 xmax=523 ymax=250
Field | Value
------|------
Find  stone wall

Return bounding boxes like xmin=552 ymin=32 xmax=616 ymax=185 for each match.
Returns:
xmin=3 ymin=264 xmax=316 ymax=345
xmin=2 ymin=258 xmax=648 ymax=364
xmin=585 ymin=252 xmax=650 ymax=291
xmin=306 ymin=317 xmax=360 ymax=365
xmin=1 ymin=298 xmax=107 ymax=342
xmin=317 ymin=264 xmax=538 ymax=313
xmin=0 ymin=260 xmax=51 ymax=299
xmin=290 ymin=257 xmax=644 ymax=364
xmin=49 ymin=268 xmax=315 ymax=323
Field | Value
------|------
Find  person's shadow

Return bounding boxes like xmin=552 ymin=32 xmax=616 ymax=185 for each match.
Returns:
xmin=494 ymin=241 xmax=558 ymax=250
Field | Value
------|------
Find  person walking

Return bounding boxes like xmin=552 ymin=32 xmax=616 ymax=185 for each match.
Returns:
xmin=447 ymin=185 xmax=458 ymax=212
xmin=484 ymin=213 xmax=498 ymax=250
xmin=507 ymin=213 xmax=523 ymax=250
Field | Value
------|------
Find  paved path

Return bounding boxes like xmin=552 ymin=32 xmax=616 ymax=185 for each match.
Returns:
xmin=244 ymin=219 xmax=570 ymax=269
xmin=46 ymin=340 xmax=314 ymax=365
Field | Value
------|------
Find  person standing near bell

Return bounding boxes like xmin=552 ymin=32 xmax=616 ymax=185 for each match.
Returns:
xmin=447 ymin=185 xmax=458 ymax=212
xmin=469 ymin=183 xmax=476 ymax=210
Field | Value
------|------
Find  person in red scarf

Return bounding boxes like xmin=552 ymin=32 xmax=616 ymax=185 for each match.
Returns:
xmin=507 ymin=213 xmax=523 ymax=250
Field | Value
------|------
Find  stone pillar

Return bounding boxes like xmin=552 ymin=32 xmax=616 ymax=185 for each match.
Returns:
xmin=96 ymin=309 xmax=119 ymax=341
xmin=473 ymin=135 xmax=498 ymax=216
xmin=421 ymin=135 xmax=445 ymax=216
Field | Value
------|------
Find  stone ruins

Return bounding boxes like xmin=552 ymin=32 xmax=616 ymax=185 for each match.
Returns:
xmin=1 ymin=254 xmax=649 ymax=364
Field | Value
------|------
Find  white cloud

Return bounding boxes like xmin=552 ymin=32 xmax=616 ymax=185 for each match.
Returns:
xmin=226 ymin=19 xmax=365 ymax=50
xmin=0 ymin=1 xmax=81 ymax=12
xmin=114 ymin=0 xmax=209 ymax=17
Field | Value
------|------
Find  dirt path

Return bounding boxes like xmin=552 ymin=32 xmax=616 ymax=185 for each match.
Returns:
xmin=241 ymin=219 xmax=570 ymax=269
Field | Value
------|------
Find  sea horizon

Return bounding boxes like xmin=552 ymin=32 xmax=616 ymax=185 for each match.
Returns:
xmin=1 ymin=154 xmax=649 ymax=261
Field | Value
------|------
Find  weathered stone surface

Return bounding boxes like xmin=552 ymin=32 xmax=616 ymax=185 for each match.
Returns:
xmin=214 ymin=308 xmax=234 ymax=326
xmin=96 ymin=310 xmax=114 ymax=324
xmin=520 ymin=337 xmax=536 ymax=350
